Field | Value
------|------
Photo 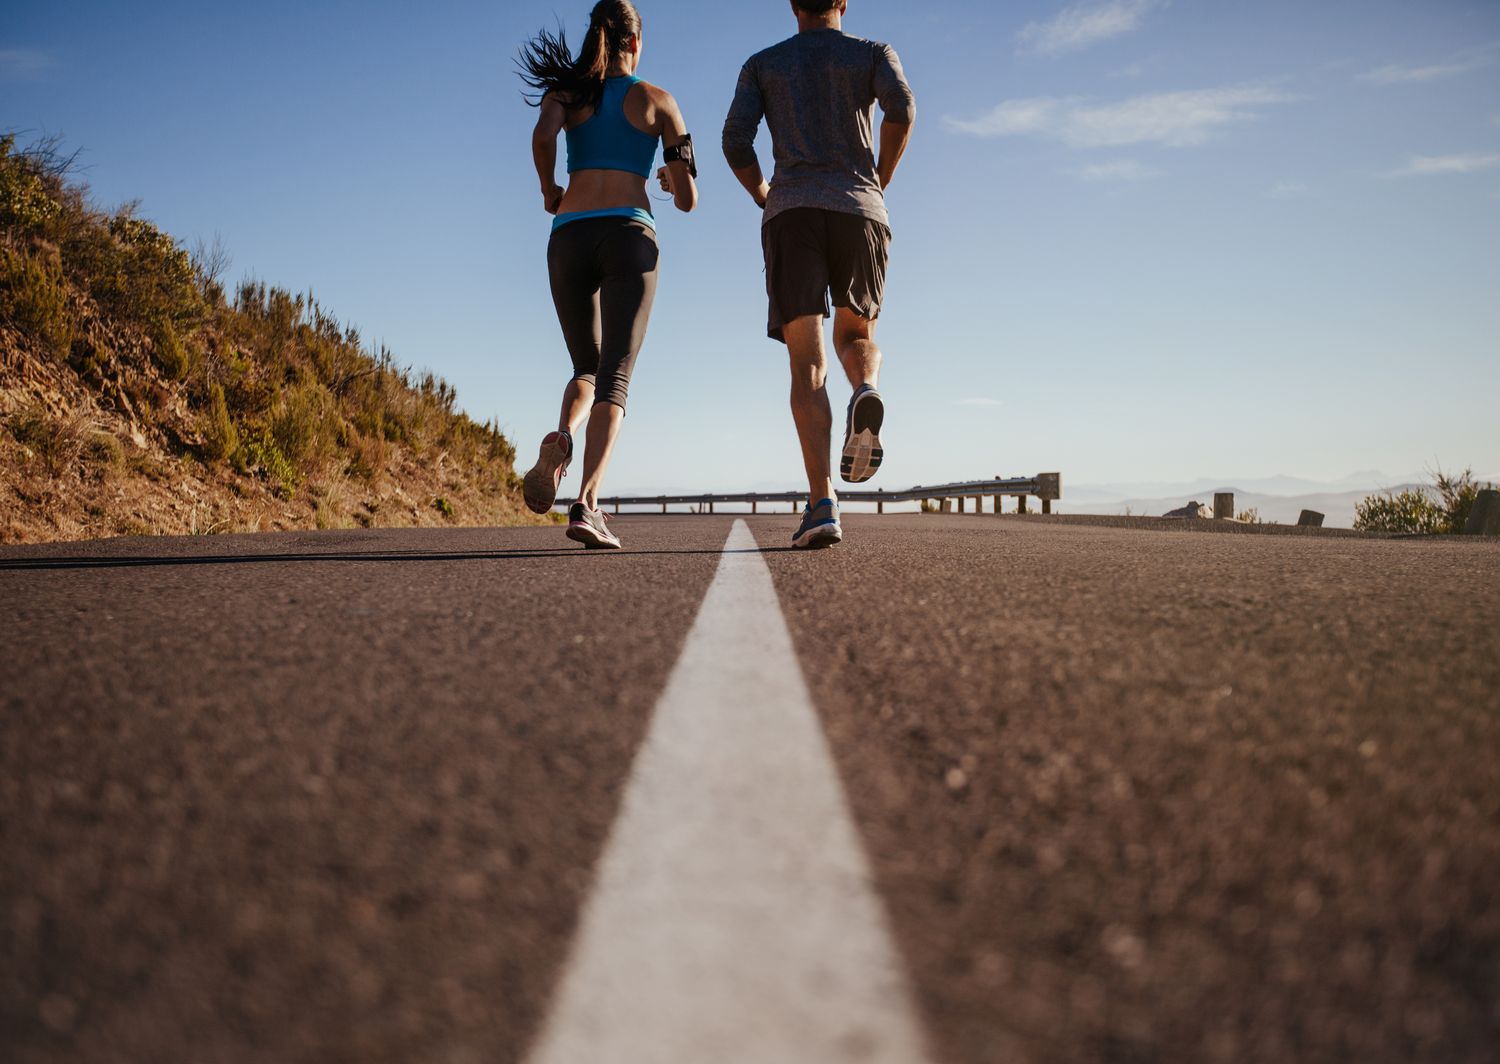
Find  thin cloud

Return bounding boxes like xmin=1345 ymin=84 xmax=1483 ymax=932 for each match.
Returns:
xmin=1382 ymin=153 xmax=1500 ymax=177
xmin=1266 ymin=180 xmax=1312 ymax=198
xmin=944 ymin=85 xmax=1296 ymax=148
xmin=1018 ymin=0 xmax=1166 ymax=57
xmin=0 ymin=49 xmax=49 ymax=79
xmin=954 ymin=398 xmax=1002 ymax=406
xmin=1360 ymin=59 xmax=1488 ymax=84
xmin=1073 ymin=159 xmax=1164 ymax=181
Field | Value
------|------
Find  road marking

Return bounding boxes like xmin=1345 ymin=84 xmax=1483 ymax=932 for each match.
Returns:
xmin=526 ymin=520 xmax=933 ymax=1064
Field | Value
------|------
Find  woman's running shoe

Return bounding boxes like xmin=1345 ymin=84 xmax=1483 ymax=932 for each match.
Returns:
xmin=791 ymin=498 xmax=842 ymax=549
xmin=841 ymin=384 xmax=884 ymax=483
xmin=566 ymin=502 xmax=622 ymax=549
xmin=523 ymin=430 xmax=573 ymax=514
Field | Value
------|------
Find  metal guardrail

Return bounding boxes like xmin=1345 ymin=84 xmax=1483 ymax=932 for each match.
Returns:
xmin=576 ymin=473 xmax=1062 ymax=514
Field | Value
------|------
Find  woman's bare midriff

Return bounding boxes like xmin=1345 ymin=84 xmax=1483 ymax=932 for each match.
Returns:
xmin=557 ymin=168 xmax=651 ymax=215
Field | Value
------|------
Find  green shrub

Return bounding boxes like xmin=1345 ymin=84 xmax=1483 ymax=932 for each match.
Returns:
xmin=1354 ymin=489 xmax=1445 ymax=534
xmin=0 ymin=135 xmax=62 ymax=229
xmin=434 ymin=496 xmax=455 ymax=518
xmin=150 ymin=318 xmax=190 ymax=379
xmin=271 ymin=386 xmax=322 ymax=463
xmin=90 ymin=214 xmax=202 ymax=328
xmin=0 ymin=246 xmax=72 ymax=352
xmin=6 ymin=404 xmax=86 ymax=476
xmin=200 ymin=382 xmax=239 ymax=461
xmin=241 ymin=424 xmax=305 ymax=499
xmin=1428 ymin=465 xmax=1495 ymax=534
xmin=84 ymin=431 xmax=125 ymax=470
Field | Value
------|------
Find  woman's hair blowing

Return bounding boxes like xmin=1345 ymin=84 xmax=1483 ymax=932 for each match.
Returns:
xmin=518 ymin=0 xmax=642 ymax=113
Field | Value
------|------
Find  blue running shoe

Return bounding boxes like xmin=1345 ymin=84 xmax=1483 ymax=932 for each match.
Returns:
xmin=791 ymin=497 xmax=842 ymax=549
xmin=841 ymin=384 xmax=884 ymax=483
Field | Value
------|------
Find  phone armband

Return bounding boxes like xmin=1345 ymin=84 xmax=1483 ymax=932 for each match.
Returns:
xmin=664 ymin=134 xmax=697 ymax=179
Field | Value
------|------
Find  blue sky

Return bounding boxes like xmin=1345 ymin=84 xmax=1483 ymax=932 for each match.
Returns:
xmin=4 ymin=0 xmax=1497 ymax=495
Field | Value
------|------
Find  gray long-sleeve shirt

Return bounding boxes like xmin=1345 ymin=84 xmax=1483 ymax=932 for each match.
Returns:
xmin=722 ymin=28 xmax=915 ymax=228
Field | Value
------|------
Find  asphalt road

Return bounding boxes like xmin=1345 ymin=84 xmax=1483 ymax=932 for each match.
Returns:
xmin=2 ymin=515 xmax=1498 ymax=1063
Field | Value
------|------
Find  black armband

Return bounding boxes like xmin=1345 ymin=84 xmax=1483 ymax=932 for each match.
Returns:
xmin=664 ymin=134 xmax=697 ymax=178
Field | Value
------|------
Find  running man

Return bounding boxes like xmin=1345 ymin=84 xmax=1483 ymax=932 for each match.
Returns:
xmin=518 ymin=0 xmax=698 ymax=548
xmin=722 ymin=0 xmax=914 ymax=548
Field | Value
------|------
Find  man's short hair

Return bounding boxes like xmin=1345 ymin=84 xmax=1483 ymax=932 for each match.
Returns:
xmin=793 ymin=0 xmax=842 ymax=13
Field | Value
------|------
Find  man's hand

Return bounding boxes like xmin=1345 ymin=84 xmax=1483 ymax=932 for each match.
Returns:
xmin=542 ymin=183 xmax=565 ymax=215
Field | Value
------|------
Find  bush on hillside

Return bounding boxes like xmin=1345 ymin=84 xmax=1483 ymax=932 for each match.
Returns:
xmin=1 ymin=132 xmax=517 ymax=505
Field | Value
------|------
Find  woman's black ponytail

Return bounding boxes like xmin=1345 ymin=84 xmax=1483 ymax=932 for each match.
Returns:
xmin=518 ymin=0 xmax=642 ymax=113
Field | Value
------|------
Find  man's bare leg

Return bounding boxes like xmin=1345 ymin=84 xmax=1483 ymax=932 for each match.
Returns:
xmin=577 ymin=400 xmax=624 ymax=511
xmin=832 ymin=306 xmax=880 ymax=390
xmin=783 ymin=314 xmax=836 ymax=505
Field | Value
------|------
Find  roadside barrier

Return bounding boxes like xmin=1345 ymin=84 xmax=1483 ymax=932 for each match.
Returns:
xmin=577 ymin=473 xmax=1063 ymax=515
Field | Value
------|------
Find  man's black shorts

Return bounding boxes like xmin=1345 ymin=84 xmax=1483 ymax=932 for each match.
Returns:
xmin=761 ymin=207 xmax=891 ymax=344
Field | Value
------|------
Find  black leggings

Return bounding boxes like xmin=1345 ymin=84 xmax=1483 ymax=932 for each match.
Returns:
xmin=547 ymin=215 xmax=659 ymax=411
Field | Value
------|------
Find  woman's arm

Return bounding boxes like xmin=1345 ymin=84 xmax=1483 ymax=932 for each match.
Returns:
xmin=532 ymin=94 xmax=567 ymax=214
xmin=653 ymin=90 xmax=697 ymax=213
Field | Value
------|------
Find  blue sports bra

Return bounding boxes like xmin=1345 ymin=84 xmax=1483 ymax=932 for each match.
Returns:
xmin=566 ymin=75 xmax=658 ymax=177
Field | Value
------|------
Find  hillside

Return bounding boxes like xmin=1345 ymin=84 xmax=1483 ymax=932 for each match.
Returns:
xmin=1 ymin=134 xmax=546 ymax=544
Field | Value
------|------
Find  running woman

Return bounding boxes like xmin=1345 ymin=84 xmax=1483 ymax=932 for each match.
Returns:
xmin=722 ymin=0 xmax=913 ymax=549
xmin=518 ymin=0 xmax=697 ymax=548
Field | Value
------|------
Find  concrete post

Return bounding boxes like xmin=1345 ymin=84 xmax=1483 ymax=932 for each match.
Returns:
xmin=1297 ymin=510 xmax=1324 ymax=527
xmin=877 ymin=489 xmax=883 ymax=515
xmin=957 ymin=496 xmax=965 ymax=514
xmin=1214 ymin=493 xmax=1234 ymax=520
xmin=972 ymin=495 xmax=982 ymax=513
xmin=1465 ymin=489 xmax=1500 ymax=535
xmin=751 ymin=499 xmax=757 ymax=514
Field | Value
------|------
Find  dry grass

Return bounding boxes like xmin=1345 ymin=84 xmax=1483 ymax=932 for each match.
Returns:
xmin=1 ymin=134 xmax=549 ymax=544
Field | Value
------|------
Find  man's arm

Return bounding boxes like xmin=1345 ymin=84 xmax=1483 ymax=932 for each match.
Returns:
xmin=876 ymin=119 xmax=912 ymax=191
xmin=873 ymin=44 xmax=916 ymax=192
xmin=731 ymin=162 xmax=770 ymax=208
xmin=722 ymin=62 xmax=767 ymax=208
xmin=532 ymin=94 xmax=567 ymax=214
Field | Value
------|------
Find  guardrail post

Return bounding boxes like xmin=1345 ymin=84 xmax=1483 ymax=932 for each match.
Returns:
xmin=1298 ymin=509 xmax=1324 ymax=527
xmin=1465 ymin=489 xmax=1500 ymax=535
xmin=877 ymin=488 xmax=884 ymax=514
xmin=957 ymin=496 xmax=965 ymax=514
xmin=1018 ymin=494 xmax=1028 ymax=514
xmin=708 ymin=500 xmax=714 ymax=514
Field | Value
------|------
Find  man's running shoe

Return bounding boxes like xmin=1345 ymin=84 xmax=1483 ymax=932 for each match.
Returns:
xmin=566 ymin=502 xmax=622 ymax=549
xmin=841 ymin=384 xmax=884 ymax=483
xmin=791 ymin=497 xmax=842 ymax=549
xmin=523 ymin=430 xmax=573 ymax=514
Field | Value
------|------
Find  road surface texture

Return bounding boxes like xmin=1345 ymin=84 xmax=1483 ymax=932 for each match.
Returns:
xmin=2 ymin=514 xmax=1497 ymax=1063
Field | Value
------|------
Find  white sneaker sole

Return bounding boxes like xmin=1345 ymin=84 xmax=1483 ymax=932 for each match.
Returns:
xmin=841 ymin=391 xmax=884 ymax=484
xmin=566 ymin=521 xmax=621 ymax=549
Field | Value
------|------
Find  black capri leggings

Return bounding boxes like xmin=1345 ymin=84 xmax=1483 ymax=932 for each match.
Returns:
xmin=547 ymin=215 xmax=659 ymax=411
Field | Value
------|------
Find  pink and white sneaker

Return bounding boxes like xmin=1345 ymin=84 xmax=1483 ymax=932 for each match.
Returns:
xmin=522 ymin=430 xmax=572 ymax=514
xmin=566 ymin=502 xmax=621 ymax=549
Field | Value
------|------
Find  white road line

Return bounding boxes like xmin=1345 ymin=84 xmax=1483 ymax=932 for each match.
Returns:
xmin=526 ymin=520 xmax=933 ymax=1064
